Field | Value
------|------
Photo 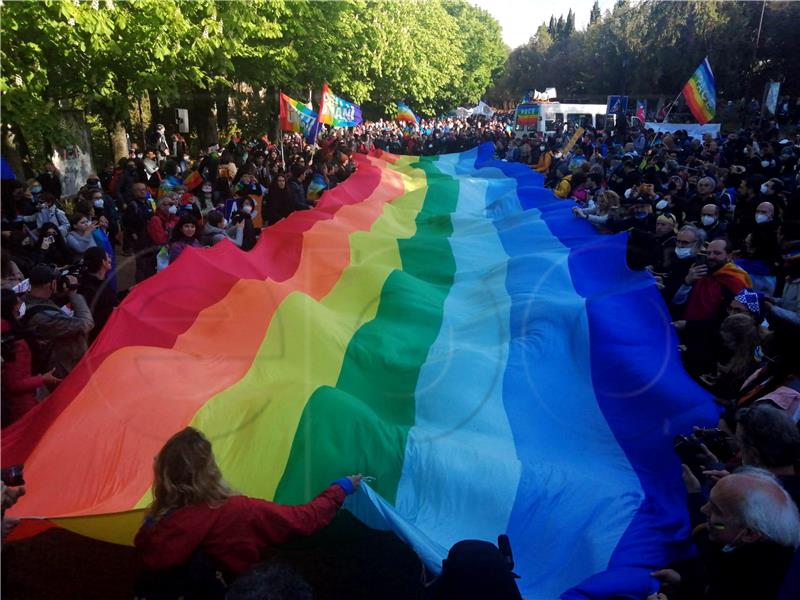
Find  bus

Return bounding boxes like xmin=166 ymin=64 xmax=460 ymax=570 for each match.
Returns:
xmin=512 ymin=102 xmax=640 ymax=138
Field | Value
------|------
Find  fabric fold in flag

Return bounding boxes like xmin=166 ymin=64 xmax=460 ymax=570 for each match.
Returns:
xmin=4 ymin=144 xmax=718 ymax=599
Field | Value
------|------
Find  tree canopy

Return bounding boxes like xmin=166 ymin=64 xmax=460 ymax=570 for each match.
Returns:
xmin=489 ymin=0 xmax=800 ymax=105
xmin=0 ymin=0 xmax=506 ymax=168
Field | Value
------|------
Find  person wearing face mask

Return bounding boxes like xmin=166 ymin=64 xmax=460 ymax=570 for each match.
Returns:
xmin=33 ymin=192 xmax=70 ymax=239
xmin=147 ymin=197 xmax=180 ymax=250
xmin=19 ymin=264 xmax=94 ymax=379
xmin=685 ymin=177 xmax=718 ymax=224
xmin=699 ymin=203 xmax=728 ymax=240
xmin=1 ymin=287 xmax=62 ymax=425
xmin=741 ymin=202 xmax=781 ymax=283
xmin=198 ymin=182 xmax=214 ymax=213
xmin=673 ymin=238 xmax=752 ymax=322
xmin=650 ymin=470 xmax=799 ymax=600
xmin=201 ymin=210 xmax=244 ymax=247
xmin=662 ymin=225 xmax=706 ymax=315
xmin=36 ymin=162 xmax=62 ymax=199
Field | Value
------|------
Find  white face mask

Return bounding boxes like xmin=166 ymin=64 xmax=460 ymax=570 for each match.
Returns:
xmin=656 ymin=199 xmax=669 ymax=210
xmin=755 ymin=213 xmax=770 ymax=224
xmin=221 ymin=219 xmax=228 ymax=228
xmin=167 ymin=205 xmax=178 ymax=215
xmin=760 ymin=160 xmax=770 ymax=168
xmin=202 ymin=186 xmax=212 ymax=194
xmin=242 ymin=205 xmax=253 ymax=214
xmin=675 ymin=247 xmax=693 ymax=259
xmin=624 ymin=188 xmax=633 ymax=199
xmin=93 ymin=199 xmax=104 ymax=208
xmin=17 ymin=302 xmax=26 ymax=318
xmin=540 ymin=145 xmax=545 ymax=151
xmin=701 ymin=215 xmax=716 ymax=226
xmin=760 ymin=183 xmax=769 ymax=194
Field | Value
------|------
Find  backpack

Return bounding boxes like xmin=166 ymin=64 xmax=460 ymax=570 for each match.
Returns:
xmin=19 ymin=304 xmax=63 ymax=374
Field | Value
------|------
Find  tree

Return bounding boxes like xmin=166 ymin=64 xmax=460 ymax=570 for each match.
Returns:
xmin=548 ymin=15 xmax=556 ymax=36
xmin=564 ymin=9 xmax=575 ymax=38
xmin=590 ymin=1 xmax=601 ymax=25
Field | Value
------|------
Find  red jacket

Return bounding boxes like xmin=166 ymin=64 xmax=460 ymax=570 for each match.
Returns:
xmin=1 ymin=319 xmax=44 ymax=424
xmin=147 ymin=211 xmax=178 ymax=246
xmin=134 ymin=484 xmax=345 ymax=575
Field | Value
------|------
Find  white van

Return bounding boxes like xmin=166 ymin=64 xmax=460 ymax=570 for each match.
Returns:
xmin=513 ymin=102 xmax=623 ymax=138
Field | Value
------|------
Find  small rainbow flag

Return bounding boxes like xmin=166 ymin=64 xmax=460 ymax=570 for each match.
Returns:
xmin=682 ymin=57 xmax=716 ymax=125
xmin=183 ymin=169 xmax=203 ymax=192
xmin=516 ymin=103 xmax=540 ymax=127
xmin=395 ymin=102 xmax=418 ymax=125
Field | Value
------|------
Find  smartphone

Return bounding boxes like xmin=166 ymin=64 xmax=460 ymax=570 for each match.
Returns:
xmin=694 ymin=253 xmax=708 ymax=267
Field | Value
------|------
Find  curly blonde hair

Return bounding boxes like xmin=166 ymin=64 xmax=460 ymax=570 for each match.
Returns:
xmin=147 ymin=427 xmax=233 ymax=520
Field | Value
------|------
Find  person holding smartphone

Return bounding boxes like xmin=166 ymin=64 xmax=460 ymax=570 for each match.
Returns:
xmin=672 ymin=239 xmax=752 ymax=322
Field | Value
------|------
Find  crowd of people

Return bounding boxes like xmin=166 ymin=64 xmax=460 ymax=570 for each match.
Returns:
xmin=526 ymin=119 xmax=800 ymax=599
xmin=2 ymin=110 xmax=800 ymax=599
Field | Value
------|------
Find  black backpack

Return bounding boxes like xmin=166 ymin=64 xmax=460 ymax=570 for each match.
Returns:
xmin=19 ymin=304 xmax=63 ymax=374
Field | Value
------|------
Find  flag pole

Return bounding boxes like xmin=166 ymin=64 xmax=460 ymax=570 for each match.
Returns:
xmin=662 ymin=90 xmax=683 ymax=122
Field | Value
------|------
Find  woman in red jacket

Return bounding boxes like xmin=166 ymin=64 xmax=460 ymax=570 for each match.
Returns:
xmin=1 ymin=288 xmax=61 ymax=426
xmin=135 ymin=427 xmax=361 ymax=578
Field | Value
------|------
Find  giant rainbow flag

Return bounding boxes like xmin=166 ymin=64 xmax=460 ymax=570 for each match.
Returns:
xmin=3 ymin=144 xmax=717 ymax=599
xmin=682 ymin=57 xmax=716 ymax=125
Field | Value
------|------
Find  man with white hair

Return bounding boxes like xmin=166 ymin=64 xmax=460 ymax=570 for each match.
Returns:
xmin=651 ymin=469 xmax=799 ymax=599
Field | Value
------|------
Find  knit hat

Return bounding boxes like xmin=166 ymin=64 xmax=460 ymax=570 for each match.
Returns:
xmin=733 ymin=288 xmax=760 ymax=315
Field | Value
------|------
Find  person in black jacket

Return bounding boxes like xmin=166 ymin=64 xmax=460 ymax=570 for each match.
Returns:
xmin=77 ymin=246 xmax=117 ymax=342
xmin=37 ymin=161 xmax=62 ymax=199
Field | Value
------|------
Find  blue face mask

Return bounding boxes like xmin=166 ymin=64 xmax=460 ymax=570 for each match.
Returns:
xmin=634 ymin=211 xmax=648 ymax=219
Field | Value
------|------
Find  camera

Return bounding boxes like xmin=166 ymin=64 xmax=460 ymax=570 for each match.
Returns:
xmin=674 ymin=428 xmax=734 ymax=479
xmin=58 ymin=262 xmax=85 ymax=292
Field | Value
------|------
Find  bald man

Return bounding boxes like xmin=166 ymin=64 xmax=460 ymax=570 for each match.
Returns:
xmin=685 ymin=176 xmax=718 ymax=223
xmin=699 ymin=203 xmax=728 ymax=240
xmin=651 ymin=469 xmax=799 ymax=600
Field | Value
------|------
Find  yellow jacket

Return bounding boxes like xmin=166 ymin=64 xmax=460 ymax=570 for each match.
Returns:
xmin=554 ymin=174 xmax=572 ymax=198
xmin=533 ymin=151 xmax=553 ymax=173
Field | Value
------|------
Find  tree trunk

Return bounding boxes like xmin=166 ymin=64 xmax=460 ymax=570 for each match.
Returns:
xmin=148 ymin=90 xmax=162 ymax=128
xmin=1 ymin=125 xmax=27 ymax=179
xmin=111 ymin=121 xmax=129 ymax=163
xmin=216 ymin=84 xmax=229 ymax=133
xmin=192 ymin=87 xmax=218 ymax=150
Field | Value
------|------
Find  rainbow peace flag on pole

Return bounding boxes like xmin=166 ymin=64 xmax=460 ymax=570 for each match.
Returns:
xmin=318 ymin=82 xmax=362 ymax=128
xmin=3 ymin=145 xmax=717 ymax=599
xmin=395 ymin=101 xmax=418 ymax=125
xmin=681 ymin=57 xmax=716 ymax=125
xmin=279 ymin=91 xmax=320 ymax=143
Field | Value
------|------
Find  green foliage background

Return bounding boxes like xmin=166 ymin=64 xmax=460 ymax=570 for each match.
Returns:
xmin=488 ymin=0 xmax=800 ymax=106
xmin=0 ymin=0 xmax=507 ymax=169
